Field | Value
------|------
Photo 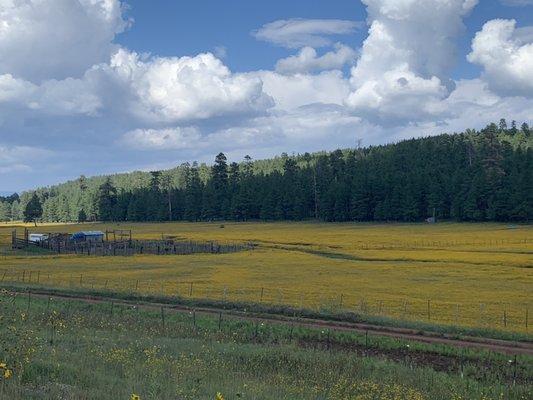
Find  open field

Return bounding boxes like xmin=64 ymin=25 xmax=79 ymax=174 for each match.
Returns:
xmin=0 ymin=221 xmax=532 ymax=333
xmin=1 ymin=290 xmax=531 ymax=400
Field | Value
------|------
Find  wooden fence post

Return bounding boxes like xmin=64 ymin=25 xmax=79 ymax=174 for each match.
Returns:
xmin=503 ymin=309 xmax=507 ymax=328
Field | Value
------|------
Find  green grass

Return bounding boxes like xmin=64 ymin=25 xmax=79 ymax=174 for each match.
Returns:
xmin=0 ymin=290 xmax=531 ymax=400
xmin=1 ymin=282 xmax=531 ymax=343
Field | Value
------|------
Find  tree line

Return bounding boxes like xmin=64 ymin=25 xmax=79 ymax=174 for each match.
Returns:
xmin=1 ymin=120 xmax=531 ymax=224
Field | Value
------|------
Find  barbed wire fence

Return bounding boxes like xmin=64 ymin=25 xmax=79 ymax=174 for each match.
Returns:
xmin=0 ymin=268 xmax=529 ymax=333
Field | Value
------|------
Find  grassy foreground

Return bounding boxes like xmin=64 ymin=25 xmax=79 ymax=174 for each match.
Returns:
xmin=0 ymin=221 xmax=532 ymax=333
xmin=0 ymin=289 xmax=531 ymax=400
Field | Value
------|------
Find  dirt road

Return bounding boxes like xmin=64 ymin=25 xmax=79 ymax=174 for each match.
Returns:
xmin=10 ymin=288 xmax=532 ymax=357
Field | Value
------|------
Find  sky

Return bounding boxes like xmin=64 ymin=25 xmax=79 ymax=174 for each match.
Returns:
xmin=1 ymin=0 xmax=533 ymax=194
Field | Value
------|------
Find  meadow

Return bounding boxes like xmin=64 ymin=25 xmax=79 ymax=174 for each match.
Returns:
xmin=0 ymin=290 xmax=531 ymax=400
xmin=0 ymin=221 xmax=532 ymax=333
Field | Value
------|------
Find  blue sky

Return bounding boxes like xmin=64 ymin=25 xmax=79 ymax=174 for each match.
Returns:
xmin=1 ymin=0 xmax=533 ymax=193
xmin=117 ymin=0 xmax=533 ymax=77
xmin=117 ymin=0 xmax=368 ymax=72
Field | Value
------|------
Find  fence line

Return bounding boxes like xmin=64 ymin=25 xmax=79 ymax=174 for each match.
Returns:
xmin=353 ymin=238 xmax=532 ymax=250
xmin=15 ymin=238 xmax=255 ymax=257
xmin=0 ymin=268 xmax=529 ymax=333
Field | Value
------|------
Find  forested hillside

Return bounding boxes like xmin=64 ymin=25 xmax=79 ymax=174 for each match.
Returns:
xmin=1 ymin=120 xmax=531 ymax=223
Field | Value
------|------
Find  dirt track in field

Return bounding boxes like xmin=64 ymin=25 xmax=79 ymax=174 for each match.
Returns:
xmin=11 ymin=288 xmax=533 ymax=357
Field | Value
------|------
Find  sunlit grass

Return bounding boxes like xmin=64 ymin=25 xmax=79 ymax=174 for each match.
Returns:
xmin=0 ymin=221 xmax=531 ymax=333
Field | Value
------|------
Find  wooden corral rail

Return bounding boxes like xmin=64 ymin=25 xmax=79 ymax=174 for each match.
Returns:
xmin=11 ymin=229 xmax=254 ymax=256
xmin=35 ymin=238 xmax=255 ymax=257
xmin=105 ymin=229 xmax=132 ymax=242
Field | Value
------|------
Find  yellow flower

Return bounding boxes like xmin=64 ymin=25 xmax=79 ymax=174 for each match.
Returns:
xmin=216 ymin=393 xmax=225 ymax=400
xmin=3 ymin=369 xmax=12 ymax=379
xmin=130 ymin=394 xmax=140 ymax=400
xmin=0 ymin=363 xmax=6 ymax=369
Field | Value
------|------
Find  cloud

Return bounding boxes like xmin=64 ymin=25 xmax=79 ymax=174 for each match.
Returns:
xmin=255 ymin=70 xmax=350 ymax=111
xmin=275 ymin=43 xmax=356 ymax=74
xmin=468 ymin=19 xmax=533 ymax=97
xmin=119 ymin=104 xmax=367 ymax=158
xmin=0 ymin=0 xmax=130 ymax=82
xmin=253 ymin=18 xmax=361 ymax=48
xmin=346 ymin=0 xmax=478 ymax=123
xmin=121 ymin=126 xmax=202 ymax=150
xmin=0 ymin=145 xmax=53 ymax=175
xmin=0 ymin=48 xmax=274 ymax=125
xmin=347 ymin=64 xmax=449 ymax=123
xmin=0 ymin=74 xmax=36 ymax=103
xmin=105 ymin=49 xmax=274 ymax=123
xmin=390 ymin=78 xmax=533 ymax=141
xmin=0 ymin=72 xmax=101 ymax=116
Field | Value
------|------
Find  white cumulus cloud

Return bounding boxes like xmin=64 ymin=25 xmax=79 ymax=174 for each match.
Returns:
xmin=346 ymin=0 xmax=478 ymax=122
xmin=0 ymin=48 xmax=275 ymax=123
xmin=468 ymin=19 xmax=533 ymax=97
xmin=106 ymin=49 xmax=274 ymax=123
xmin=0 ymin=0 xmax=129 ymax=82
xmin=275 ymin=44 xmax=356 ymax=74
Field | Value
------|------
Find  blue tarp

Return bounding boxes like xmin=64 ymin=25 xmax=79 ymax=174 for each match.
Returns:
xmin=71 ymin=231 xmax=104 ymax=241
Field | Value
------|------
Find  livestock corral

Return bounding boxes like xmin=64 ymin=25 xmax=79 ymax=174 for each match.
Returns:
xmin=0 ymin=221 xmax=531 ymax=334
xmin=11 ymin=227 xmax=253 ymax=256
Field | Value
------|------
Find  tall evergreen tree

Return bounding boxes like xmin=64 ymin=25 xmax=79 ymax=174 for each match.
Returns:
xmin=97 ymin=178 xmax=117 ymax=221
xmin=12 ymin=121 xmax=533 ymax=224
xmin=24 ymin=193 xmax=43 ymax=226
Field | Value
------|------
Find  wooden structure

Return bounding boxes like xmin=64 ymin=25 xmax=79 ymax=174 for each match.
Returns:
xmin=105 ymin=229 xmax=132 ymax=242
xmin=12 ymin=228 xmax=253 ymax=257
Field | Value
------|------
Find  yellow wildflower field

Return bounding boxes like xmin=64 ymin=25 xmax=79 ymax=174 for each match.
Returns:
xmin=0 ymin=221 xmax=531 ymax=332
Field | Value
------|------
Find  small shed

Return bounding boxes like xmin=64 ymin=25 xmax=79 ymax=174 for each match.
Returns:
xmin=71 ymin=231 xmax=104 ymax=243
